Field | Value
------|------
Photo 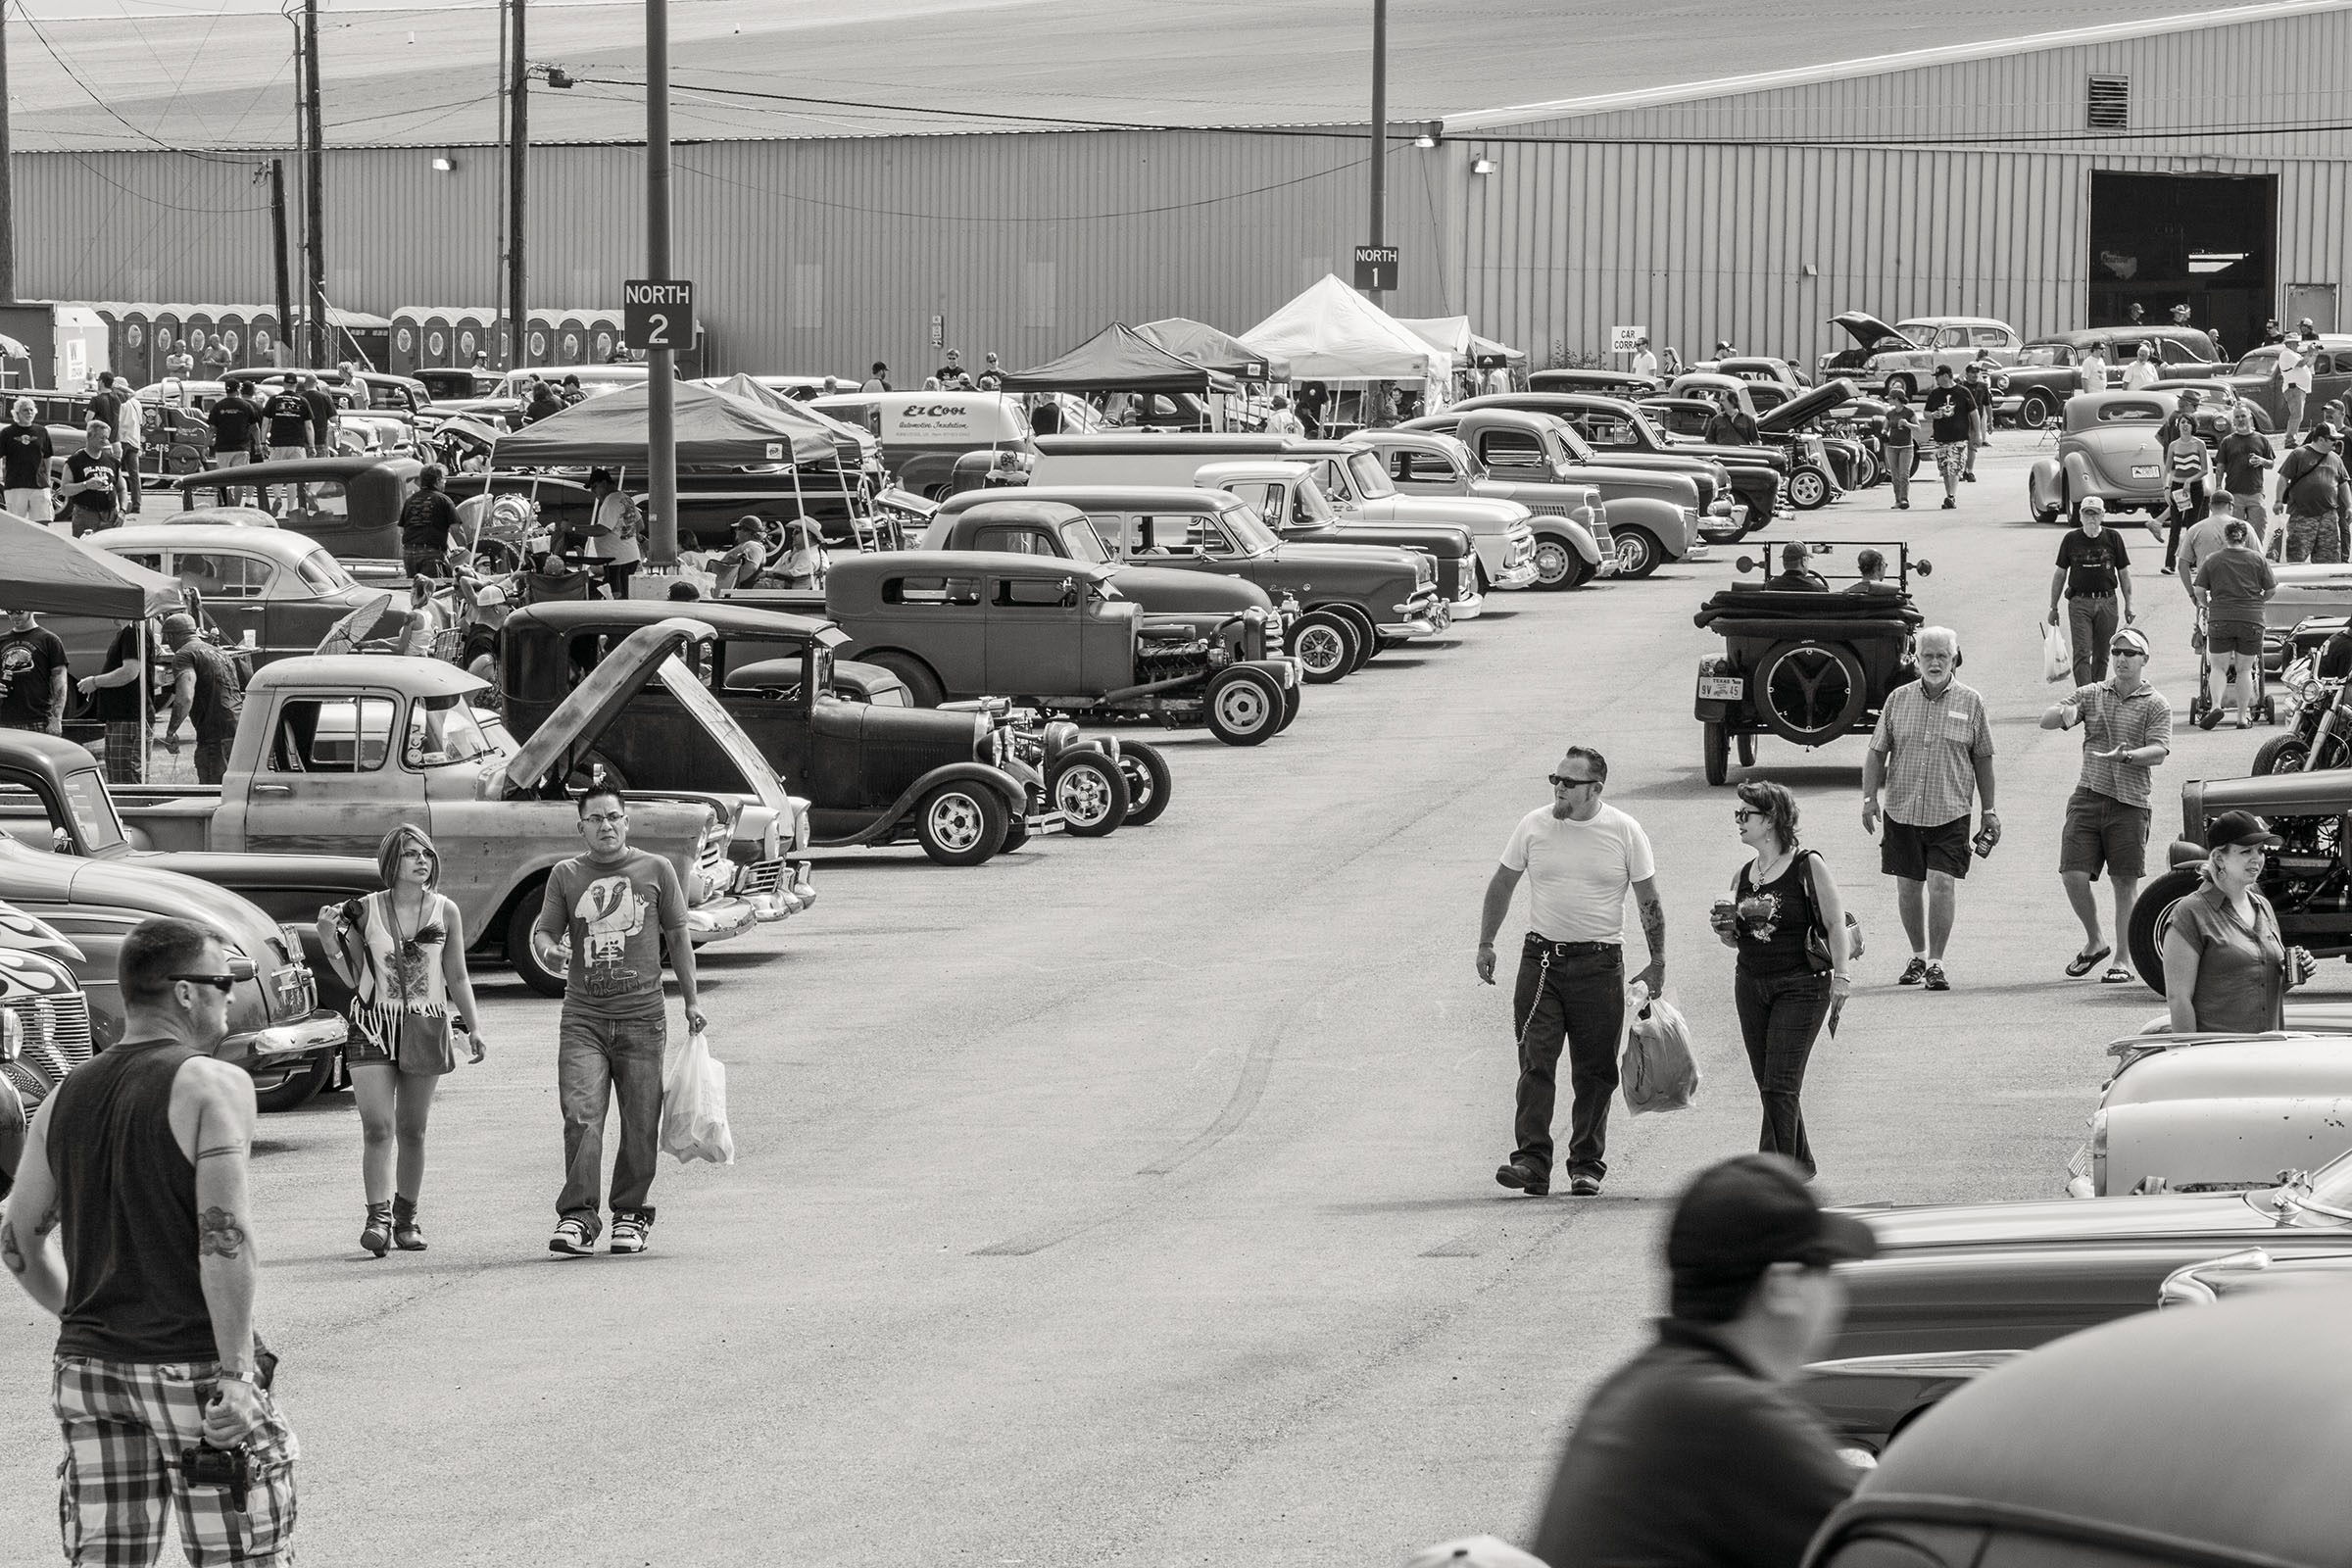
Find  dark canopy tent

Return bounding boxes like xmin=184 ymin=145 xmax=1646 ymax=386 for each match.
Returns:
xmin=0 ymin=514 xmax=179 ymax=617
xmin=998 ymin=322 xmax=1239 ymax=394
xmin=1136 ymin=318 xmax=1289 ymax=381
xmin=491 ymin=382 xmax=836 ymax=468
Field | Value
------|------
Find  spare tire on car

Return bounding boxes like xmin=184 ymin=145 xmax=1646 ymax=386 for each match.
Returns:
xmin=1755 ymin=639 xmax=1869 ymax=747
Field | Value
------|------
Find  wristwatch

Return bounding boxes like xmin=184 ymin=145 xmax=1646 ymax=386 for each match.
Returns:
xmin=214 ymin=1368 xmax=257 ymax=1387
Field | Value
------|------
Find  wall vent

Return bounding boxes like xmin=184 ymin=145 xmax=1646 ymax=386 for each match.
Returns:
xmin=2087 ymin=75 xmax=2130 ymax=129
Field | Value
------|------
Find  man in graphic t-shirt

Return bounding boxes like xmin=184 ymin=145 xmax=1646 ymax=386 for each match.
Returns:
xmin=0 ymin=398 xmax=56 ymax=525
xmin=262 ymin=384 xmax=314 ymax=461
xmin=532 ymin=785 xmax=705 ymax=1258
xmin=0 ymin=607 xmax=69 ymax=734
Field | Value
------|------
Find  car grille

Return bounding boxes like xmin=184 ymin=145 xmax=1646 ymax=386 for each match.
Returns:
xmin=4 ymin=992 xmax=95 ymax=1110
xmin=270 ymin=965 xmax=316 ymax=1018
xmin=736 ymin=858 xmax=786 ymax=898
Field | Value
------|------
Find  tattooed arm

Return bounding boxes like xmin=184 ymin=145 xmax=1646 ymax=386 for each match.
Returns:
xmin=184 ymin=1058 xmax=261 ymax=1388
xmin=1632 ymin=876 xmax=1667 ymax=997
xmin=2 ymin=1098 xmax=68 ymax=1315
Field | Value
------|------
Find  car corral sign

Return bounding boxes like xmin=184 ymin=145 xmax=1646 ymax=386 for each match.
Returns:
xmin=622 ymin=279 xmax=696 ymax=352
xmin=1611 ymin=325 xmax=1646 ymax=354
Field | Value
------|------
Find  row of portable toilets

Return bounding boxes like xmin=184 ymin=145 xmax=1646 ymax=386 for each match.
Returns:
xmin=83 ymin=303 xmax=644 ymax=384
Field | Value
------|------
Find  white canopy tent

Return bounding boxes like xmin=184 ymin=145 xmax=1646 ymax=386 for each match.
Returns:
xmin=1241 ymin=275 xmax=1445 ymax=384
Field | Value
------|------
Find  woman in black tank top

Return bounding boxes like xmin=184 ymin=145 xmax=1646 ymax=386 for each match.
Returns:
xmin=1708 ymin=780 xmax=1851 ymax=1177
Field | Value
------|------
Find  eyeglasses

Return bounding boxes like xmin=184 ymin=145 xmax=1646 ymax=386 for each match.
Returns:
xmin=1548 ymin=774 xmax=1599 ymax=790
xmin=1733 ymin=808 xmax=1762 ymax=823
xmin=582 ymin=811 xmax=628 ymax=826
xmin=171 ymin=974 xmax=238 ymax=994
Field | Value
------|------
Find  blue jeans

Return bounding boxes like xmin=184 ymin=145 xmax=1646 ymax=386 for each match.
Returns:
xmin=557 ymin=1009 xmax=666 ymax=1228
xmin=1510 ymin=938 xmax=1625 ymax=1182
xmin=1734 ymin=968 xmax=1832 ymax=1176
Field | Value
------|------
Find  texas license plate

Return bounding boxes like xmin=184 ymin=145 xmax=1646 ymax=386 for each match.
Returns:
xmin=1697 ymin=675 xmax=1744 ymax=701
xmin=2131 ymin=465 xmax=2160 ymax=479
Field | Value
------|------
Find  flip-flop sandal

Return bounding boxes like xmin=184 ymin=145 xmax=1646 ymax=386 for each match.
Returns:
xmin=2101 ymin=965 xmax=2136 ymax=985
xmin=2066 ymin=945 xmax=2112 ymax=978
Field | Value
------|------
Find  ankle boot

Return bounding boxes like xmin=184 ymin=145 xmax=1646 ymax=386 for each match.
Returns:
xmin=360 ymin=1201 xmax=392 ymax=1257
xmin=391 ymin=1195 xmax=427 ymax=1251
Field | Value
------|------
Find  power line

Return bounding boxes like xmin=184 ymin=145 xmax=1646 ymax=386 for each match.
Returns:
xmin=1468 ymin=118 xmax=2352 ymax=149
xmin=11 ymin=2 xmax=256 ymax=162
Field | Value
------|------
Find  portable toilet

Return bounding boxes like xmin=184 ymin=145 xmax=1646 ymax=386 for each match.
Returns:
xmin=584 ymin=310 xmax=622 ymax=368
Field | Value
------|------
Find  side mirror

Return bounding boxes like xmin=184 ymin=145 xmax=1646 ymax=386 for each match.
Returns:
xmin=1735 ymin=556 xmax=1757 ymax=574
xmin=1915 ymin=560 xmax=1934 ymax=576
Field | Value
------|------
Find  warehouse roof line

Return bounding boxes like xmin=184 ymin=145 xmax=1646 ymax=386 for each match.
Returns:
xmin=1442 ymin=0 xmax=2352 ymax=132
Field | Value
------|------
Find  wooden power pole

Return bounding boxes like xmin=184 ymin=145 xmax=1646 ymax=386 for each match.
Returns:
xmin=302 ymin=0 xmax=327 ymax=365
xmin=508 ymin=0 xmax=527 ymax=369
xmin=0 ymin=8 xmax=15 ymax=305
xmin=269 ymin=160 xmax=293 ymax=359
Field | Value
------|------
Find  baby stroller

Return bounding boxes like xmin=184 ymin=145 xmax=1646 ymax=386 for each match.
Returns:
xmin=2188 ymin=603 xmax=2278 ymax=729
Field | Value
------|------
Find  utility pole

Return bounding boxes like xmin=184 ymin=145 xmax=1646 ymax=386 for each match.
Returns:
xmin=508 ymin=0 xmax=528 ymax=370
xmin=269 ymin=160 xmax=293 ymax=360
xmin=645 ymin=0 xmax=676 ymax=569
xmin=0 ymin=7 xmax=16 ymax=305
xmin=301 ymin=0 xmax=328 ymax=366
xmin=1366 ymin=0 xmax=1387 ymax=306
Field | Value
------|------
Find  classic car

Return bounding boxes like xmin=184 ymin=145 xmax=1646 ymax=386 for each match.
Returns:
xmin=2026 ymin=390 xmax=2180 ymax=525
xmin=1805 ymin=1287 xmax=2352 ymax=1561
xmin=174 ymin=454 xmax=421 ymax=563
xmin=1664 ymin=370 xmax=1799 ymax=414
xmin=66 ymin=525 xmax=391 ymax=674
xmin=2204 ymin=333 xmax=2352 ymax=431
xmin=811 ymin=390 xmax=1036 ymax=500
xmin=501 ymin=601 xmax=1114 ymax=863
xmin=0 ymin=901 xmax=97 ymax=1198
xmin=34 ymin=392 xmax=213 ymax=487
xmin=0 ymin=733 xmax=358 ymax=1108
xmin=1023 ymin=433 xmax=1549 ymax=600
xmin=2129 ymin=768 xmax=2352 ymax=990
xmin=1817 ymin=311 xmax=2022 ymax=396
xmin=415 ymin=367 xmax=503 ymax=402
xmin=811 ymin=551 xmax=1300 ymax=746
xmin=1525 ymin=368 xmax=1660 ymax=397
xmin=1447 ymin=390 xmax=1780 ymax=534
xmin=1691 ymin=542 xmax=1928 ymax=784
xmin=1331 ymin=427 xmax=1612 ymax=590
xmin=1400 ymin=408 xmax=1710 ymax=578
xmin=1700 ymin=354 xmax=1810 ymax=388
xmin=2158 ymin=377 xmax=2279 ymax=438
xmin=2001 ymin=328 xmax=2230 ymax=428
xmin=1190 ymin=462 xmax=1462 ymax=633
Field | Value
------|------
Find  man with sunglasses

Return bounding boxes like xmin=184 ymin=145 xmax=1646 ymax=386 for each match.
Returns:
xmin=4 ymin=917 xmax=300 ymax=1564
xmin=1477 ymin=747 xmax=1666 ymax=1198
xmin=533 ymin=785 xmax=706 ymax=1257
xmin=2041 ymin=625 xmax=2172 ymax=984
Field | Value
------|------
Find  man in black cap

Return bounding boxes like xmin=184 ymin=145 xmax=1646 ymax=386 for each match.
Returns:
xmin=1763 ymin=540 xmax=1829 ymax=591
xmin=1529 ymin=1154 xmax=1876 ymax=1568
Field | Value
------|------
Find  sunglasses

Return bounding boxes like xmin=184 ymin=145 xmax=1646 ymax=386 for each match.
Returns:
xmin=1733 ymin=808 xmax=1762 ymax=823
xmin=1548 ymin=774 xmax=1599 ymax=790
xmin=171 ymin=972 xmax=243 ymax=994
xmin=2109 ymin=644 xmax=2147 ymax=657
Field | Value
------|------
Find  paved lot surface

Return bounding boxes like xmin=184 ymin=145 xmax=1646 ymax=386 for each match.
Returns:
xmin=0 ymin=433 xmax=2311 ymax=1565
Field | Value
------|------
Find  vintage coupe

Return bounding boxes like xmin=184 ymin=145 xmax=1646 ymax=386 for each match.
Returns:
xmin=811 ymin=552 xmax=1299 ymax=746
xmin=174 ymin=454 xmax=422 ymax=562
xmin=69 ymin=524 xmax=391 ymax=673
xmin=1338 ymin=427 xmax=1613 ymax=590
xmin=2026 ymin=390 xmax=2180 ymax=525
xmin=2128 ymin=769 xmax=2352 ymax=991
xmin=2204 ymin=333 xmax=2352 ymax=431
xmin=1690 ymin=543 xmax=1927 ymax=785
xmin=1449 ymin=389 xmax=1783 ymax=531
xmin=1816 ymin=311 xmax=2021 ymax=396
xmin=1805 ymin=1287 xmax=2352 ymax=1564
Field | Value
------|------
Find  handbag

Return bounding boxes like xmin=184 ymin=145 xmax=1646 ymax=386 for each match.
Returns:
xmin=396 ymin=1011 xmax=457 ymax=1076
xmin=1798 ymin=851 xmax=1865 ymax=972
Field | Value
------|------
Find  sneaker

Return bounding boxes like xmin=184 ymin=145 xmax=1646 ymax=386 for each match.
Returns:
xmin=1494 ymin=1162 xmax=1549 ymax=1197
xmin=1962 ymin=472 xmax=1978 ymax=482
xmin=1941 ymin=497 xmax=1957 ymax=510
xmin=2160 ymin=565 xmax=2175 ymax=575
xmin=1897 ymin=956 xmax=1929 ymax=986
xmin=609 ymin=1213 xmax=652 ymax=1254
xmin=548 ymin=1217 xmax=596 ymax=1256
xmin=1923 ymin=962 xmax=1950 ymax=992
xmin=1894 ymin=501 xmax=1909 ymax=511
xmin=1568 ymin=1174 xmax=1603 ymax=1197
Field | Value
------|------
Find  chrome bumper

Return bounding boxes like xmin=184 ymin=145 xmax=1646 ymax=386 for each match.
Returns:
xmin=1379 ymin=615 xmax=1441 ymax=637
xmin=1493 ymin=561 xmax=1540 ymax=588
xmin=228 ymin=1009 xmax=349 ymax=1075
xmin=684 ymin=896 xmax=761 ymax=944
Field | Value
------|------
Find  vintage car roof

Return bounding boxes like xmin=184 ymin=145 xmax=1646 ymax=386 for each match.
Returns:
xmin=1839 ymin=1285 xmax=2352 ymax=1566
xmin=0 ymin=729 xmax=122 ymax=787
xmin=1756 ymin=379 xmax=1860 ymax=433
xmin=2029 ymin=326 xmax=2220 ymax=350
xmin=1031 ymin=433 xmax=1289 ymax=457
xmin=827 ymin=550 xmax=1116 ymax=583
xmin=944 ymin=488 xmax=1233 ymax=516
xmin=2065 ymin=390 xmax=2177 ymax=429
xmin=172 ymin=456 xmax=421 ymax=487
xmin=508 ymin=600 xmax=841 ymax=645
xmin=1193 ymin=460 xmax=1312 ymax=483
xmin=1667 ymin=372 xmax=1745 ymax=395
xmin=2104 ymin=1036 xmax=2352 ymax=1106
xmin=248 ymin=655 xmax=488 ymax=698
xmin=99 ymin=526 xmax=326 ymax=564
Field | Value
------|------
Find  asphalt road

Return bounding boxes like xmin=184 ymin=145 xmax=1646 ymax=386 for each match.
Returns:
xmin=0 ymin=432 xmax=2306 ymax=1566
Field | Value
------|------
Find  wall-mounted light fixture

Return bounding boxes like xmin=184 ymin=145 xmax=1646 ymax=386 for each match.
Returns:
xmin=430 ymin=153 xmax=456 ymax=172
xmin=1470 ymin=158 xmax=1496 ymax=174
xmin=1413 ymin=132 xmax=1436 ymax=149
xmin=1800 ymin=263 xmax=1818 ymax=277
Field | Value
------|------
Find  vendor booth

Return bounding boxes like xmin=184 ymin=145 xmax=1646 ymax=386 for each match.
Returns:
xmin=1000 ymin=322 xmax=1237 ymax=430
xmin=1242 ymin=276 xmax=1447 ymax=433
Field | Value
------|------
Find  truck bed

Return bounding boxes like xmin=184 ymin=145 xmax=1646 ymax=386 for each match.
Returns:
xmin=111 ymin=787 xmax=226 ymax=854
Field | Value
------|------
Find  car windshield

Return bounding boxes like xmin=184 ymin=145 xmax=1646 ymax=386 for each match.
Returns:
xmin=2015 ymin=345 xmax=2072 ymax=368
xmin=297 ymin=549 xmax=354 ymax=593
xmin=2234 ymin=350 xmax=2283 ymax=376
xmin=1342 ymin=451 xmax=1396 ymax=499
xmin=1214 ymin=501 xmax=1280 ymax=555
xmin=1055 ymin=518 xmax=1111 ymax=565
xmin=405 ymin=694 xmax=505 ymax=767
xmin=2294 ymin=1148 xmax=2352 ymax=1215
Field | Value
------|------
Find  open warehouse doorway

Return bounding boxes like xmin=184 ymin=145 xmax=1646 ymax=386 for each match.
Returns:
xmin=2088 ymin=172 xmax=2276 ymax=357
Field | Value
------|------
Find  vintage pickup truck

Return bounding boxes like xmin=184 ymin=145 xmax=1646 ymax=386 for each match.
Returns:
xmin=808 ymin=551 xmax=1300 ymax=745
xmin=25 ymin=643 xmax=794 ymax=998
xmin=922 ymin=494 xmax=1284 ymax=622
xmin=174 ymin=454 xmax=420 ymax=564
xmin=1399 ymin=409 xmax=1711 ymax=578
xmin=1455 ymin=390 xmax=1785 ymax=531
xmin=501 ymin=601 xmax=1106 ymax=864
xmin=0 ymin=731 xmax=360 ymax=1109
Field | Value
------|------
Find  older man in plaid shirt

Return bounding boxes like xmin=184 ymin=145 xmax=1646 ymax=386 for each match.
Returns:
xmin=1861 ymin=627 xmax=1996 ymax=992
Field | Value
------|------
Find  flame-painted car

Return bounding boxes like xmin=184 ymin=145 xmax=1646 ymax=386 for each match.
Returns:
xmin=2026 ymin=390 xmax=2180 ymax=525
xmin=0 ymin=902 xmax=95 ymax=1199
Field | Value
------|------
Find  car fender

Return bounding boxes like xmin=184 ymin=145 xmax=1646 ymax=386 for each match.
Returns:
xmin=2103 ymin=1092 xmax=2352 ymax=1197
xmin=2028 ymin=458 xmax=2062 ymax=511
xmin=821 ymin=762 xmax=1031 ymax=848
xmin=2061 ymin=450 xmax=2102 ymax=495
xmin=1601 ymin=494 xmax=1691 ymax=555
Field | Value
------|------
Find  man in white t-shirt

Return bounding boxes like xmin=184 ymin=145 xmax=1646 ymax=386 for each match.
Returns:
xmin=2280 ymin=330 xmax=2316 ymax=440
xmin=2076 ymin=340 xmax=2108 ymax=397
xmin=1476 ymin=746 xmax=1667 ymax=1198
xmin=1630 ymin=338 xmax=1658 ymax=381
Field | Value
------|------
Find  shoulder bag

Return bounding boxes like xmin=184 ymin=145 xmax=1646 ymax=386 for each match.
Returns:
xmin=1799 ymin=850 xmax=1865 ymax=972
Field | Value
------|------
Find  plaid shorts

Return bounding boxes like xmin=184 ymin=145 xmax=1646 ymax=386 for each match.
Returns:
xmin=103 ymin=723 xmax=145 ymax=785
xmin=52 ymin=1354 xmax=299 ymax=1566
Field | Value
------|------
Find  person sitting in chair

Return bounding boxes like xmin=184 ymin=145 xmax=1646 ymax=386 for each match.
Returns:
xmin=522 ymin=552 xmax=593 ymax=605
xmin=1764 ymin=541 xmax=1830 ymax=592
xmin=712 ymin=516 xmax=774 ymax=594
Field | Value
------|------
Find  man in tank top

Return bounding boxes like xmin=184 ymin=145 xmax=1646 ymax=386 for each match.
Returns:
xmin=4 ymin=917 xmax=300 ymax=1564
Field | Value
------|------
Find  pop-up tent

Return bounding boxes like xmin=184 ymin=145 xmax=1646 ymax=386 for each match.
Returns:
xmin=1242 ymin=275 xmax=1443 ymax=381
xmin=999 ymin=323 xmax=1238 ymax=394
xmin=0 ymin=513 xmax=180 ymax=617
xmin=698 ymin=374 xmax=874 ymax=451
xmin=1135 ymin=318 xmax=1289 ymax=381
xmin=492 ymin=381 xmax=836 ymax=468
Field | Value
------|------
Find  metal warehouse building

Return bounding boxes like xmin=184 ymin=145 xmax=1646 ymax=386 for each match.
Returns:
xmin=9 ymin=0 xmax=2348 ymax=375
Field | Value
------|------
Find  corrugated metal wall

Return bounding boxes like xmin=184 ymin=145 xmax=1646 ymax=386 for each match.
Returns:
xmin=12 ymin=128 xmax=1457 ymax=376
xmin=1455 ymin=7 xmax=2352 ymax=367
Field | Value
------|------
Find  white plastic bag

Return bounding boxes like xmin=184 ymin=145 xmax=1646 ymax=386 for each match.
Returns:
xmin=660 ymin=1029 xmax=735 ymax=1165
xmin=2042 ymin=614 xmax=2074 ymax=684
xmin=1620 ymin=984 xmax=1700 ymax=1115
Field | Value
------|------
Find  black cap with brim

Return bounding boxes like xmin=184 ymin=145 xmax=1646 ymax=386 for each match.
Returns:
xmin=1667 ymin=1154 xmax=1878 ymax=1285
xmin=2209 ymin=809 xmax=2283 ymax=851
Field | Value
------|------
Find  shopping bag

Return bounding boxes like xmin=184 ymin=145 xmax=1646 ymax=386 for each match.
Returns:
xmin=1620 ymin=986 xmax=1700 ymax=1115
xmin=2041 ymin=615 xmax=2074 ymax=684
xmin=660 ymin=1029 xmax=736 ymax=1165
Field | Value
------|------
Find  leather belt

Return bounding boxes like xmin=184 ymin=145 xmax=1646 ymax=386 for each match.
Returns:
xmin=1523 ymin=934 xmax=1621 ymax=957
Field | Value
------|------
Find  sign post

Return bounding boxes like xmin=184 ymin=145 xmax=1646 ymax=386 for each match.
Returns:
xmin=1352 ymin=245 xmax=1399 ymax=292
xmin=623 ymin=279 xmax=695 ymax=355
xmin=640 ymin=0 xmax=677 ymax=574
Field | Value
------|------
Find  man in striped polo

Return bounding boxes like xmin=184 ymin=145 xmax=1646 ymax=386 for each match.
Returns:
xmin=1861 ymin=627 xmax=1997 ymax=992
xmin=2041 ymin=625 xmax=2173 ymax=985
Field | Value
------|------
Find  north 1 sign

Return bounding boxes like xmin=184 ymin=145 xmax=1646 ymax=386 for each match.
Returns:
xmin=1353 ymin=246 xmax=1400 ymax=291
xmin=623 ymin=279 xmax=696 ymax=352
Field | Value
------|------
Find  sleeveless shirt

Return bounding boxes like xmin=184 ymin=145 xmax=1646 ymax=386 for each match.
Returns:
xmin=1734 ymin=853 xmax=1825 ymax=978
xmin=48 ymin=1039 xmax=218 ymax=1361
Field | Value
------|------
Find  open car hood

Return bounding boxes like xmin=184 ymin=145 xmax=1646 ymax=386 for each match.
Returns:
xmin=1757 ymin=378 xmax=1861 ymax=433
xmin=1830 ymin=312 xmax=1912 ymax=352
xmin=490 ymin=617 xmax=714 ymax=798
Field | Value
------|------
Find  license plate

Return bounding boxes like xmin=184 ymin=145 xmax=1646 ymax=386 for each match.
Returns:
xmin=2131 ymin=465 xmax=2160 ymax=479
xmin=1698 ymin=675 xmax=1744 ymax=701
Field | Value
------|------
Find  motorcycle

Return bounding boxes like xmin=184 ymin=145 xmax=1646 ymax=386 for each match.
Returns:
xmin=2254 ymin=655 xmax=2350 ymax=773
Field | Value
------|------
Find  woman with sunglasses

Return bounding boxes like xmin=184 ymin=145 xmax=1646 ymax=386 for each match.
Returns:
xmin=2162 ymin=810 xmax=2315 ymax=1034
xmin=317 ymin=824 xmax=486 ymax=1257
xmin=1709 ymin=781 xmax=1849 ymax=1177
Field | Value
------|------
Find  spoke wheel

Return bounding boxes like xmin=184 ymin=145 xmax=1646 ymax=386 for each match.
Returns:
xmin=1049 ymin=752 xmax=1130 ymax=837
xmin=916 ymin=784 xmax=1004 ymax=865
xmin=1756 ymin=640 xmax=1868 ymax=746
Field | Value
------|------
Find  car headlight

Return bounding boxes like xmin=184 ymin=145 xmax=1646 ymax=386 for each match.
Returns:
xmin=0 ymin=1005 xmax=21 ymax=1061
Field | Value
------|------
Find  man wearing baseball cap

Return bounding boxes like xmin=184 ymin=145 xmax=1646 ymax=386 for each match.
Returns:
xmin=2277 ymin=423 xmax=2351 ymax=565
xmin=1528 ymin=1154 xmax=1876 ymax=1568
xmin=2041 ymin=623 xmax=2171 ymax=984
